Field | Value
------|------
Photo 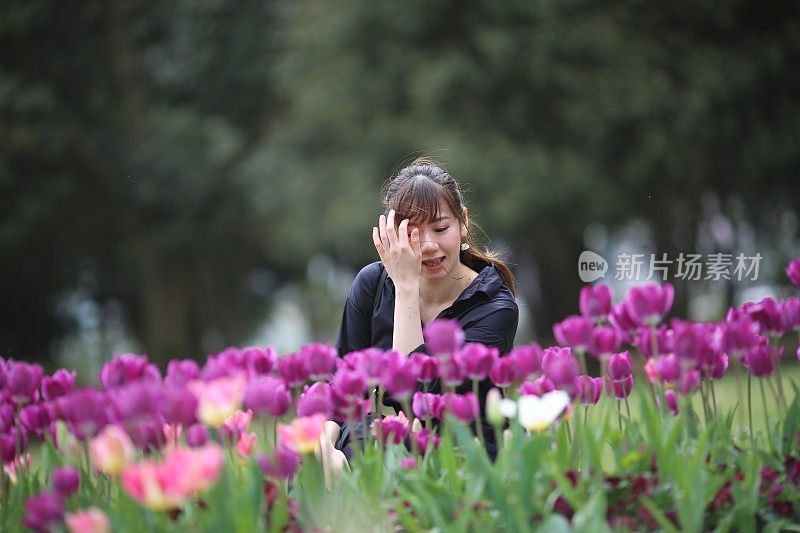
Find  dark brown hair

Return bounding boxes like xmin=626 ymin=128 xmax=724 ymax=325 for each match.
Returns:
xmin=381 ymin=157 xmax=516 ymax=296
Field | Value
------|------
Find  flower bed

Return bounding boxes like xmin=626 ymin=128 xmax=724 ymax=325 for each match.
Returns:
xmin=1 ymin=260 xmax=800 ymax=532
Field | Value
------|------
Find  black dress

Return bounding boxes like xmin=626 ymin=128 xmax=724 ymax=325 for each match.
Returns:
xmin=334 ymin=259 xmax=519 ymax=458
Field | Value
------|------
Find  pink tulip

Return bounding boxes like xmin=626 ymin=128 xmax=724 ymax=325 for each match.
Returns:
xmin=41 ymin=369 xmax=76 ymax=401
xmin=300 ymin=343 xmax=337 ymax=380
xmin=89 ymin=425 xmax=135 ymax=476
xmin=609 ymin=302 xmax=639 ymax=342
xmin=410 ymin=353 xmax=439 ymax=383
xmin=454 ymin=343 xmax=498 ymax=381
xmin=508 ymin=342 xmax=542 ymax=379
xmin=635 ymin=325 xmax=672 ymax=359
xmin=656 ymin=354 xmax=682 ymax=384
xmin=277 ymin=354 xmax=309 ymax=387
xmin=679 ymin=369 xmax=701 ymax=395
xmin=165 ymin=359 xmax=200 ymax=386
xmin=607 ymin=352 xmax=633 ymax=381
xmin=553 ymin=315 xmax=593 ymax=352
xmin=380 ymin=352 xmax=419 ymax=400
xmin=574 ymin=375 xmax=599 ymax=405
xmin=258 ymin=445 xmax=301 ymax=480
xmin=236 ymin=432 xmax=257 ymax=457
xmin=624 ymin=283 xmax=674 ymax=327
xmin=519 ymin=376 xmax=555 ymax=397
xmin=709 ymin=353 xmax=729 ymax=380
xmin=242 ymin=346 xmax=276 ymax=377
xmin=579 ymin=284 xmax=613 ymax=319
xmin=277 ymin=414 xmax=327 ymax=454
xmin=780 ymin=297 xmax=800 ymax=333
xmin=99 ymin=354 xmax=160 ymax=390
xmin=588 ymin=326 xmax=623 ymax=359
xmin=65 ymin=507 xmax=111 ymax=533
xmin=400 ymin=457 xmax=418 ymax=469
xmin=412 ymin=392 xmax=443 ymax=420
xmin=744 ymin=338 xmax=779 ymax=377
xmin=490 ymin=356 xmax=520 ymax=388
xmin=221 ymin=409 xmax=253 ymax=445
xmin=609 ymin=375 xmax=634 ymax=400
xmin=439 ymin=358 xmax=465 ymax=387
xmin=188 ymin=374 xmax=246 ymax=427
xmin=295 ymin=382 xmax=333 ymax=418
xmin=643 ymin=359 xmax=659 ymax=385
xmin=742 ymin=298 xmax=784 ymax=336
xmin=442 ymin=392 xmax=479 ymax=422
xmin=412 ymin=429 xmax=441 ymax=455
xmin=423 ymin=319 xmax=465 ymax=357
xmin=22 ymin=491 xmax=64 ymax=533
xmin=786 ymin=259 xmax=800 ymax=288
xmin=343 ymin=348 xmax=385 ymax=386
xmin=375 ymin=411 xmax=410 ymax=445
xmin=717 ymin=314 xmax=760 ymax=360
xmin=541 ymin=347 xmax=579 ymax=391
xmin=6 ymin=361 xmax=44 ymax=404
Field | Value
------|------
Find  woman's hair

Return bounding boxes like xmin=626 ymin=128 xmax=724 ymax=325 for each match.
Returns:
xmin=381 ymin=157 xmax=516 ymax=296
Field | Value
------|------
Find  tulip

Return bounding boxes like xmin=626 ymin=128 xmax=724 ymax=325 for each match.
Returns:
xmin=7 ymin=361 xmax=44 ymax=404
xmin=553 ymin=315 xmax=593 ymax=352
xmin=52 ymin=465 xmax=80 ymax=496
xmin=610 ymin=375 xmax=634 ymax=400
xmin=57 ymin=389 xmax=112 ymax=440
xmin=244 ymin=376 xmax=292 ymax=417
xmin=656 ymin=354 xmax=682 ymax=383
xmin=517 ymin=390 xmax=570 ymax=432
xmin=99 ymin=354 xmax=160 ymax=390
xmin=0 ymin=402 xmax=14 ymax=433
xmin=277 ymin=414 xmax=327 ymax=454
xmin=717 ymin=315 xmax=760 ymax=360
xmin=243 ymin=346 xmax=276 ymax=377
xmin=786 ymin=259 xmax=800 ymax=288
xmin=300 ymin=342 xmax=337 ymax=380
xmin=508 ymin=342 xmax=542 ymax=379
xmin=423 ymin=319 xmax=465 ymax=357
xmin=375 ymin=411 xmax=410 ymax=445
xmin=591 ymin=377 xmax=603 ymax=403
xmin=1 ymin=430 xmax=24 ymax=463
xmin=41 ymin=369 xmax=76 ymax=401
xmin=295 ymin=382 xmax=333 ymax=418
xmin=643 ymin=358 xmax=659 ymax=385
xmin=624 ymin=283 xmax=674 ymax=327
xmin=439 ymin=358 xmax=465 ymax=387
xmin=442 ymin=392 xmax=479 ymax=422
xmin=277 ymin=354 xmax=309 ymax=388
xmin=410 ymin=353 xmax=438 ymax=383
xmin=344 ymin=348 xmax=385 ymax=385
xmin=201 ymin=348 xmax=246 ymax=380
xmin=588 ymin=326 xmax=623 ymax=359
xmin=412 ymin=392 xmax=443 ymax=420
xmin=672 ymin=320 xmax=718 ymax=368
xmin=89 ymin=425 xmax=135 ymax=476
xmin=20 ymin=403 xmax=52 ymax=434
xmin=609 ymin=303 xmax=639 ymax=342
xmin=541 ymin=347 xmax=579 ymax=391
xmin=664 ymin=390 xmax=679 ymax=416
xmin=574 ymin=375 xmax=599 ymax=405
xmin=635 ymin=325 xmax=673 ymax=359
xmin=742 ymin=298 xmax=785 ymax=336
xmin=679 ymin=369 xmax=700 ymax=395
xmin=164 ymin=359 xmax=200 ymax=386
xmin=330 ymin=369 xmax=368 ymax=399
xmin=380 ymin=352 xmax=419 ymax=400
xmin=221 ymin=409 xmax=253 ymax=445
xmin=485 ymin=388 xmax=504 ymax=426
xmin=400 ymin=457 xmax=418 ymax=469
xmin=412 ymin=429 xmax=441 ymax=455
xmin=186 ymin=424 xmax=209 ymax=448
xmin=519 ymin=376 xmax=555 ymax=397
xmin=709 ymin=353 xmax=729 ymax=380
xmin=780 ymin=297 xmax=800 ymax=333
xmin=330 ymin=389 xmax=370 ymax=421
xmin=22 ymin=491 xmax=64 ymax=533
xmin=258 ymin=445 xmax=301 ymax=480
xmin=236 ymin=432 xmax=257 ymax=457
xmin=607 ymin=352 xmax=633 ymax=381
xmin=579 ymin=284 xmax=613 ymax=320
xmin=188 ymin=374 xmax=246 ymax=427
xmin=744 ymin=338 xmax=778 ymax=377
xmin=65 ymin=507 xmax=111 ymax=533
xmin=158 ymin=385 xmax=199 ymax=427
xmin=454 ymin=343 xmax=498 ymax=380
xmin=489 ymin=356 xmax=519 ymax=388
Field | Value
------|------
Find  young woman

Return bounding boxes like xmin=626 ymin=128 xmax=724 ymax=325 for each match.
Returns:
xmin=321 ymin=158 xmax=519 ymax=463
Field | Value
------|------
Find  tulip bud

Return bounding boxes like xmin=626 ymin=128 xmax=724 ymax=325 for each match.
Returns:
xmin=410 ymin=353 xmax=438 ymax=383
xmin=786 ymin=258 xmax=800 ymax=288
xmin=607 ymin=352 xmax=633 ymax=381
xmin=664 ymin=390 xmax=679 ymax=416
xmin=542 ymin=347 xmax=579 ymax=391
xmin=579 ymin=284 xmax=613 ymax=319
xmin=490 ymin=357 xmax=519 ymax=388
xmin=186 ymin=424 xmax=209 ymax=448
xmin=455 ymin=344 xmax=498 ymax=381
xmin=553 ymin=316 xmax=593 ymax=352
xmin=611 ymin=375 xmax=634 ymax=399
xmin=679 ymin=369 xmax=700 ymax=395
xmin=52 ymin=466 xmax=80 ymax=496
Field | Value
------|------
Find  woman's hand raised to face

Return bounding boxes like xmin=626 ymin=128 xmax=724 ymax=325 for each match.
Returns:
xmin=373 ymin=209 xmax=421 ymax=288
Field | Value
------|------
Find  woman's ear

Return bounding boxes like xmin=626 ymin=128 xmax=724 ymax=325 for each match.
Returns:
xmin=461 ymin=207 xmax=469 ymax=237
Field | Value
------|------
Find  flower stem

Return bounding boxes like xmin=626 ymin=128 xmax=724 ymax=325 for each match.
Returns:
xmin=472 ymin=379 xmax=485 ymax=450
xmin=747 ymin=372 xmax=754 ymax=445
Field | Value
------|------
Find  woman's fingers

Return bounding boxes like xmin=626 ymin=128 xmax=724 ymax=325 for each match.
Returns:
xmin=378 ymin=214 xmax=388 ymax=246
xmin=410 ymin=227 xmax=420 ymax=255
xmin=385 ymin=209 xmax=398 ymax=247
xmin=398 ymin=218 xmax=409 ymax=247
xmin=372 ymin=226 xmax=385 ymax=259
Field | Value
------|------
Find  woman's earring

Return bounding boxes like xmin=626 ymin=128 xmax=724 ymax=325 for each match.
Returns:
xmin=460 ymin=242 xmax=470 ymax=251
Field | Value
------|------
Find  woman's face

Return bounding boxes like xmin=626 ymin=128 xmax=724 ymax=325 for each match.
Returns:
xmin=406 ymin=202 xmax=468 ymax=280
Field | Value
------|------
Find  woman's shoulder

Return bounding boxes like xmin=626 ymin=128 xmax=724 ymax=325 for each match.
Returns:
xmin=353 ymin=261 xmax=385 ymax=286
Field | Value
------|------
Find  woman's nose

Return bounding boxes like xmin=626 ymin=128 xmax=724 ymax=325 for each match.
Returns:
xmin=419 ymin=237 xmax=438 ymax=253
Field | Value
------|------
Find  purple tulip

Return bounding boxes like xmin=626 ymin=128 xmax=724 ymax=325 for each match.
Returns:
xmin=243 ymin=346 xmax=276 ymax=377
xmin=786 ymin=259 xmax=800 ymax=288
xmin=744 ymin=338 xmax=779 ymax=377
xmin=439 ymin=358 xmax=465 ymax=387
xmin=664 ymin=390 xmax=679 ymax=415
xmin=579 ymin=284 xmax=613 ymax=319
xmin=22 ymin=491 xmax=64 ymax=533
xmin=300 ymin=343 xmax=337 ymax=380
xmin=186 ymin=423 xmax=209 ymax=447
xmin=709 ymin=353 xmax=729 ymax=380
xmin=1 ymin=429 xmax=26 ymax=463
xmin=454 ymin=343 xmax=498 ymax=381
xmin=57 ymin=389 xmax=111 ymax=440
xmin=125 ymin=418 xmax=164 ymax=451
xmin=379 ymin=413 xmax=410 ymax=445
xmin=244 ymin=376 xmax=292 ymax=417
xmin=672 ymin=320 xmax=719 ymax=368
xmin=99 ymin=354 xmax=160 ymax=390
xmin=423 ymin=319 xmax=465 ymax=357
xmin=636 ymin=325 xmax=672 ymax=359
xmin=589 ymin=326 xmax=623 ymax=359
xmin=295 ymin=382 xmax=333 ymax=418
xmin=7 ymin=362 xmax=44 ymax=404
xmin=158 ymin=385 xmax=199 ymax=426
xmin=277 ymin=354 xmax=309 ymax=388
xmin=624 ymin=283 xmax=674 ymax=327
xmin=109 ymin=381 xmax=161 ymax=421
xmin=412 ymin=392 xmax=443 ymax=420
xmin=0 ymin=402 xmax=14 ymax=433
xmin=574 ymin=375 xmax=599 ymax=405
xmin=380 ymin=352 xmax=419 ymax=400
xmin=331 ymin=389 xmax=370 ymax=421
xmin=610 ymin=375 xmax=634 ymax=400
xmin=259 ymin=445 xmax=301 ymax=479
xmin=490 ymin=356 xmax=520 ymax=387
xmin=165 ymin=359 xmax=200 ymax=386
xmin=343 ymin=348 xmax=385 ymax=386
xmin=41 ymin=370 xmax=76 ymax=401
xmin=330 ymin=369 xmax=368 ymax=399
xmin=591 ymin=377 xmax=603 ymax=403
xmin=541 ymin=347 xmax=579 ymax=391
xmin=410 ymin=353 xmax=438 ymax=383
xmin=656 ymin=354 xmax=682 ymax=384
xmin=717 ymin=315 xmax=760 ymax=360
xmin=201 ymin=347 xmax=245 ymax=380
xmin=742 ymin=298 xmax=785 ymax=336
xmin=679 ymin=369 xmax=701 ymax=395
xmin=780 ymin=297 xmax=800 ymax=333
xmin=609 ymin=303 xmax=639 ymax=342
xmin=20 ymin=403 xmax=52 ymax=434
xmin=52 ymin=466 xmax=80 ymax=496
xmin=553 ymin=315 xmax=593 ymax=352
xmin=443 ymin=392 xmax=479 ymax=422
xmin=519 ymin=376 xmax=555 ymax=397
xmin=508 ymin=342 xmax=542 ymax=379
xmin=607 ymin=352 xmax=632 ymax=381
xmin=412 ymin=429 xmax=441 ymax=455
